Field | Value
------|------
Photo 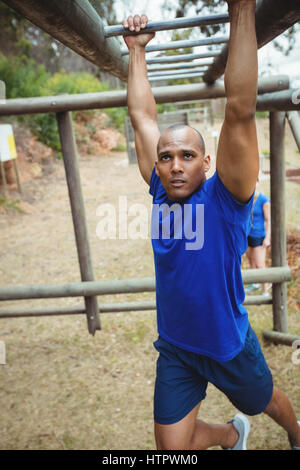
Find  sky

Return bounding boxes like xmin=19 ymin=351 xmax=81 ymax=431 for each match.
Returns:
xmin=115 ymin=0 xmax=300 ymax=87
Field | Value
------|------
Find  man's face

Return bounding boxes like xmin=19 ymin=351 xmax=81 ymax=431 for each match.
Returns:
xmin=155 ymin=126 xmax=211 ymax=201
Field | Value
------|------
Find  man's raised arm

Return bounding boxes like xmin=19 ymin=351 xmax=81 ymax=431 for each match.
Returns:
xmin=123 ymin=15 xmax=161 ymax=185
xmin=216 ymin=0 xmax=259 ymax=203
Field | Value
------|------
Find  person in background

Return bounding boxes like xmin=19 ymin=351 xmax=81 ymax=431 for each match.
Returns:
xmin=245 ymin=179 xmax=271 ymax=296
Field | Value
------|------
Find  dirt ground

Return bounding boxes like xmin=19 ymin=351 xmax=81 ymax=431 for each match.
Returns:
xmin=0 ymin=117 xmax=299 ymax=450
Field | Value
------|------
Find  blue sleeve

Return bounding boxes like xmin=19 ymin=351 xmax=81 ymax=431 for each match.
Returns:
xmin=213 ymin=171 xmax=254 ymax=225
xmin=212 ymin=171 xmax=254 ymax=256
xmin=261 ymin=193 xmax=270 ymax=206
xmin=149 ymin=167 xmax=159 ymax=197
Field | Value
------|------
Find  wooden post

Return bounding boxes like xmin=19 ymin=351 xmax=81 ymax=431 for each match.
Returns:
xmin=269 ymin=112 xmax=288 ymax=333
xmin=286 ymin=111 xmax=300 ymax=152
xmin=56 ymin=111 xmax=100 ymax=335
xmin=0 ymin=160 xmax=7 ymax=197
xmin=12 ymin=159 xmax=22 ymax=194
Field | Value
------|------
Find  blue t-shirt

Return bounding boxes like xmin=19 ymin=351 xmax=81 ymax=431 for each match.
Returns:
xmin=150 ymin=168 xmax=254 ymax=362
xmin=248 ymin=192 xmax=270 ymax=238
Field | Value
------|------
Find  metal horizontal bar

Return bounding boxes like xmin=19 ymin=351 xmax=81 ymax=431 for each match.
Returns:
xmin=167 ymin=100 xmax=207 ymax=106
xmin=0 ymin=76 xmax=290 ymax=116
xmin=0 ymin=293 xmax=272 ymax=319
xmin=149 ymin=72 xmax=204 ymax=81
xmin=256 ymin=89 xmax=300 ymax=112
xmin=147 ymin=61 xmax=214 ymax=72
xmin=0 ymin=267 xmax=291 ymax=301
xmin=160 ymin=109 xmax=205 ymax=116
xmin=105 ymin=14 xmax=230 ymax=38
xmin=121 ymin=36 xmax=229 ymax=55
xmin=2 ymin=0 xmax=129 ymax=81
xmin=148 ymin=67 xmax=208 ymax=77
xmin=146 ymin=51 xmax=220 ymax=64
xmin=263 ymin=330 xmax=300 ymax=346
xmin=203 ymin=0 xmax=300 ymax=84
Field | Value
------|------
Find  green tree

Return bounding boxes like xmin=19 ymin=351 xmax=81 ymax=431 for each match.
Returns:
xmin=162 ymin=0 xmax=299 ymax=55
xmin=0 ymin=1 xmax=118 ymax=73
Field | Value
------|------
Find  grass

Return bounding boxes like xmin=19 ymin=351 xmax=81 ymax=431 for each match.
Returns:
xmin=112 ymin=142 xmax=127 ymax=152
xmin=0 ymin=197 xmax=24 ymax=213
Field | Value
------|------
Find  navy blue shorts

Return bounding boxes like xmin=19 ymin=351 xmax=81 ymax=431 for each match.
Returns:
xmin=153 ymin=324 xmax=273 ymax=425
xmin=248 ymin=235 xmax=265 ymax=247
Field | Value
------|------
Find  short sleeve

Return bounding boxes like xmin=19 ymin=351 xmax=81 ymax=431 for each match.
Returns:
xmin=261 ymin=193 xmax=270 ymax=206
xmin=149 ymin=167 xmax=159 ymax=197
xmin=213 ymin=170 xmax=254 ymax=225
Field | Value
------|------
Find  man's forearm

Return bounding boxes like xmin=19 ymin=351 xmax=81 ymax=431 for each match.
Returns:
xmin=225 ymin=0 xmax=257 ymax=116
xmin=127 ymin=45 xmax=157 ymax=129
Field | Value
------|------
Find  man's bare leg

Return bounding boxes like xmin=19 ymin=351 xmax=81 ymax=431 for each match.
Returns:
xmin=264 ymin=386 xmax=300 ymax=448
xmin=155 ymin=403 xmax=239 ymax=450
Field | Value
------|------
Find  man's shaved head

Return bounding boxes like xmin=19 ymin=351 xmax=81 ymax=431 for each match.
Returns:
xmin=157 ymin=124 xmax=206 ymax=156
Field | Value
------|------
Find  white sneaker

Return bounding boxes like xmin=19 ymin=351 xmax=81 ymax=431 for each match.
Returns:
xmin=223 ymin=413 xmax=250 ymax=450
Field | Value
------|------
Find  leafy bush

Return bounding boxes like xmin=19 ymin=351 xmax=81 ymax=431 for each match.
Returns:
xmin=0 ymin=54 xmax=127 ymax=149
xmin=256 ymin=111 xmax=269 ymax=119
xmin=0 ymin=53 xmax=49 ymax=99
xmin=32 ymin=71 xmax=111 ymax=149
xmin=40 ymin=71 xmax=108 ymax=96
xmin=104 ymin=107 xmax=127 ymax=133
xmin=156 ymin=103 xmax=177 ymax=114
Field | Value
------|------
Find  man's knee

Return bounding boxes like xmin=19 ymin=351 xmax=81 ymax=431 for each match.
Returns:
xmin=263 ymin=386 xmax=287 ymax=417
xmin=155 ymin=422 xmax=192 ymax=450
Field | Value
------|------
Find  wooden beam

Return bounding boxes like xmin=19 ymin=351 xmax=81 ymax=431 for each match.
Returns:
xmin=0 ymin=267 xmax=291 ymax=301
xmin=0 ymin=76 xmax=291 ymax=116
xmin=0 ymin=293 xmax=272 ymax=319
xmin=263 ymin=330 xmax=300 ymax=346
xmin=2 ymin=0 xmax=129 ymax=81
xmin=203 ymin=0 xmax=300 ymax=83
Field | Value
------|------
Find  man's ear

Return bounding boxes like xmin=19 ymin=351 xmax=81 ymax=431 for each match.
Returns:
xmin=204 ymin=154 xmax=211 ymax=173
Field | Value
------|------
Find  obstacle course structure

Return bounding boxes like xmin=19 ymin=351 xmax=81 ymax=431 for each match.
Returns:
xmin=0 ymin=0 xmax=300 ymax=345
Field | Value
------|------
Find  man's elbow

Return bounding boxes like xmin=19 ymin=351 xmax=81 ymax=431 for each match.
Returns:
xmin=225 ymin=97 xmax=256 ymax=123
xmin=129 ymin=110 xmax=157 ymax=131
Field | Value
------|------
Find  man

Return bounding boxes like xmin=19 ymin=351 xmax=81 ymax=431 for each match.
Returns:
xmin=123 ymin=0 xmax=300 ymax=450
